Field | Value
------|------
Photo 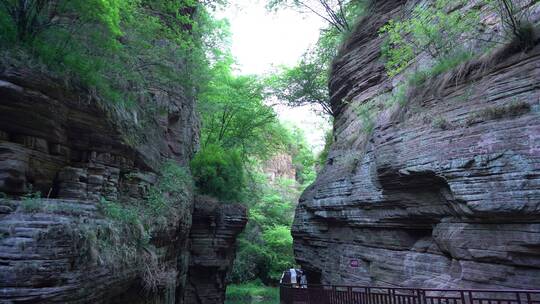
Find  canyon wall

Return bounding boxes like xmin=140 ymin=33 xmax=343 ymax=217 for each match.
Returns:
xmin=263 ymin=153 xmax=297 ymax=182
xmin=184 ymin=196 xmax=247 ymax=304
xmin=0 ymin=65 xmax=244 ymax=302
xmin=293 ymin=0 xmax=540 ymax=289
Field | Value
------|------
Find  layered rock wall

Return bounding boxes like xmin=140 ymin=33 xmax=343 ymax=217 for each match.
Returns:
xmin=0 ymin=65 xmax=198 ymax=303
xmin=184 ymin=196 xmax=247 ymax=304
xmin=0 ymin=65 xmax=244 ymax=302
xmin=293 ymin=0 xmax=540 ymax=289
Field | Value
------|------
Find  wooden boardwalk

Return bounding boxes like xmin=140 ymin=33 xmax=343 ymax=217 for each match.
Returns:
xmin=280 ymin=284 xmax=540 ymax=304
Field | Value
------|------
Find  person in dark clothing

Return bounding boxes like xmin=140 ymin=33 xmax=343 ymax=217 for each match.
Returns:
xmin=280 ymin=268 xmax=308 ymax=288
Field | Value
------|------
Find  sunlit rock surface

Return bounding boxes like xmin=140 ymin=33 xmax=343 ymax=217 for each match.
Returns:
xmin=293 ymin=0 xmax=540 ymax=289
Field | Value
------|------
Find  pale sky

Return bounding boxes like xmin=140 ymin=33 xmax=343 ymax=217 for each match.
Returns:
xmin=216 ymin=0 xmax=331 ymax=152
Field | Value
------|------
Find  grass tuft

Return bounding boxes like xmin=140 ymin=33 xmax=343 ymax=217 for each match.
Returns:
xmin=20 ymin=192 xmax=42 ymax=213
xmin=432 ymin=116 xmax=451 ymax=130
xmin=466 ymin=101 xmax=531 ymax=126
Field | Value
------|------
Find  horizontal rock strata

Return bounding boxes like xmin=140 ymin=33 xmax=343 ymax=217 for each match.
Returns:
xmin=184 ymin=196 xmax=247 ymax=304
xmin=293 ymin=0 xmax=540 ymax=290
xmin=0 ymin=66 xmax=243 ymax=303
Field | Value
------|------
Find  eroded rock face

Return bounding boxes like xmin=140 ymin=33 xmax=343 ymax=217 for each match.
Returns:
xmin=184 ymin=196 xmax=247 ymax=304
xmin=0 ymin=65 xmax=240 ymax=303
xmin=263 ymin=153 xmax=297 ymax=182
xmin=293 ymin=0 xmax=540 ymax=289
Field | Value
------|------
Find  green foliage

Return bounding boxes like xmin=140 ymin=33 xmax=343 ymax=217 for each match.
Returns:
xmin=229 ymin=239 xmax=273 ymax=283
xmin=284 ymin=126 xmax=317 ymax=187
xmin=101 ymin=162 xmax=190 ymax=232
xmin=146 ymin=161 xmax=193 ymax=218
xmin=99 ymin=197 xmax=141 ymax=227
xmin=407 ymin=50 xmax=475 ymax=87
xmin=250 ymin=178 xmax=298 ymax=228
xmin=21 ymin=192 xmax=42 ymax=213
xmin=193 ymin=53 xmax=294 ymax=202
xmin=267 ymin=51 xmax=333 ymax=115
xmin=432 ymin=116 xmax=450 ymax=130
xmin=101 ymin=161 xmax=192 ymax=228
xmin=191 ymin=144 xmax=245 ymax=202
xmin=96 ymin=161 xmax=192 ymax=291
xmin=229 ymin=175 xmax=298 ymax=284
xmin=379 ymin=0 xmax=480 ymax=77
xmin=0 ymin=0 xmax=124 ymax=43
xmin=267 ymin=1 xmax=366 ymax=116
xmin=210 ymin=125 xmax=315 ymax=284
xmin=0 ymin=0 xmax=223 ymax=110
xmin=263 ymin=225 xmax=295 ymax=280
xmin=386 ymin=83 xmax=408 ymax=107
xmin=226 ymin=280 xmax=279 ymax=302
xmin=199 ymin=59 xmax=286 ymax=159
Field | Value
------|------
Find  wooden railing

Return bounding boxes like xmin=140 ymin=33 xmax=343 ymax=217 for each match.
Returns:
xmin=280 ymin=284 xmax=540 ymax=304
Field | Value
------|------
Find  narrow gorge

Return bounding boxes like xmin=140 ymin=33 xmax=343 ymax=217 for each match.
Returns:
xmin=1 ymin=0 xmax=540 ymax=303
xmin=293 ymin=0 xmax=540 ymax=290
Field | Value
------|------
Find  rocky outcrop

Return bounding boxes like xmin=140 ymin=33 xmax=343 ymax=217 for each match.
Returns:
xmin=0 ymin=65 xmax=244 ymax=302
xmin=0 ymin=65 xmax=198 ymax=303
xmin=184 ymin=196 xmax=247 ymax=304
xmin=264 ymin=153 xmax=297 ymax=182
xmin=293 ymin=0 xmax=540 ymax=290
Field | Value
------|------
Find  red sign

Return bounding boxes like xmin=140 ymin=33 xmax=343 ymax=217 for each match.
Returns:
xmin=350 ymin=260 xmax=359 ymax=268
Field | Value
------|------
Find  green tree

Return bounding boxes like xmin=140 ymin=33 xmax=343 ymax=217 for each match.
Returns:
xmin=267 ymin=50 xmax=333 ymax=116
xmin=263 ymin=225 xmax=295 ymax=280
xmin=229 ymin=176 xmax=299 ymax=284
xmin=190 ymin=144 xmax=245 ymax=202
xmin=266 ymin=0 xmax=366 ymax=117
xmin=192 ymin=55 xmax=290 ymax=201
xmin=0 ymin=0 xmax=124 ymax=43
xmin=199 ymin=57 xmax=286 ymax=158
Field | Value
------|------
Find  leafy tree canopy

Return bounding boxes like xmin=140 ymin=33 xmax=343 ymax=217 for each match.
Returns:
xmin=265 ymin=0 xmax=366 ymax=117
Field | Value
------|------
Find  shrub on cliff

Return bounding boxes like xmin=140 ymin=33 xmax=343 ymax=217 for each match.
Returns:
xmin=379 ymin=0 xmax=480 ymax=78
xmin=198 ymin=57 xmax=287 ymax=159
xmin=0 ymin=0 xmax=223 ymax=109
xmin=379 ymin=0 xmax=538 ymax=80
xmin=96 ymin=161 xmax=193 ymax=292
xmin=191 ymin=144 xmax=245 ymax=202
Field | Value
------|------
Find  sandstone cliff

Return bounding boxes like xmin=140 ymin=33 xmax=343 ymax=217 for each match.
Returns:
xmin=293 ymin=0 xmax=540 ymax=289
xmin=263 ymin=153 xmax=297 ymax=182
xmin=184 ymin=196 xmax=247 ymax=304
xmin=0 ymin=65 xmax=245 ymax=302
